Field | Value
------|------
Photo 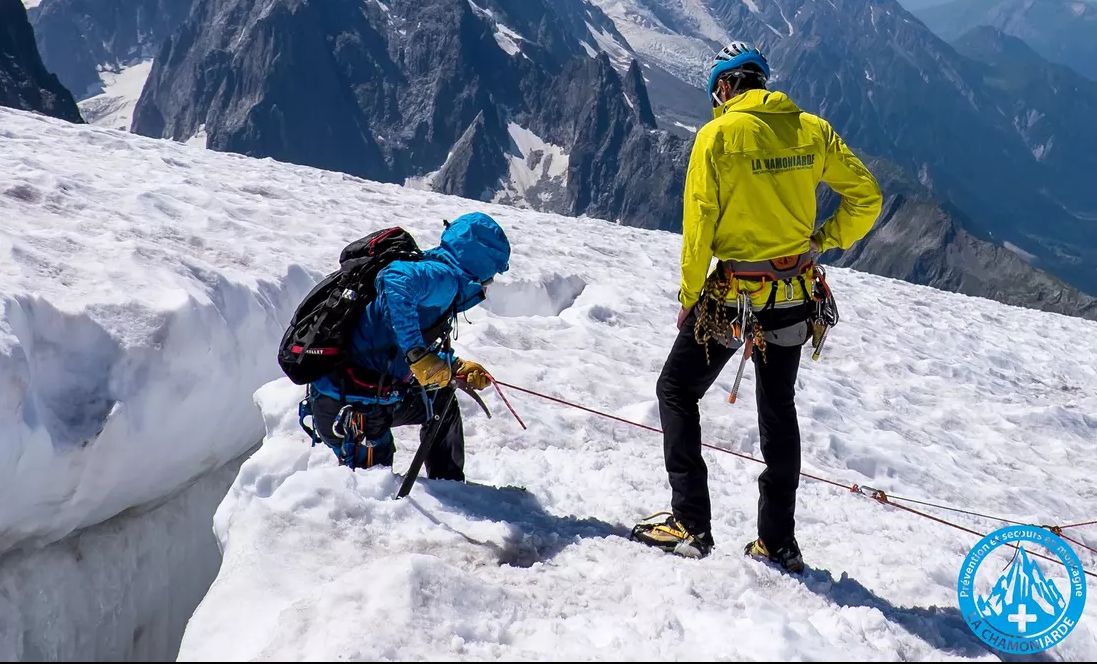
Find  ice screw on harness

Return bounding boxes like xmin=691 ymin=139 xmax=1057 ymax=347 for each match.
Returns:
xmin=810 ymin=265 xmax=839 ymax=362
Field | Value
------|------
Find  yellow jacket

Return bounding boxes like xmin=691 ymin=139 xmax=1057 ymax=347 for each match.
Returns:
xmin=679 ymin=89 xmax=882 ymax=310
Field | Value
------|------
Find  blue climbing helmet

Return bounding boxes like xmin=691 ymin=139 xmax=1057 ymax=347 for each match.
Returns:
xmin=707 ymin=41 xmax=770 ymax=100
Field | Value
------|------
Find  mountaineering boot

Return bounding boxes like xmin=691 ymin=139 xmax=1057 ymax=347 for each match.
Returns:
xmin=744 ymin=537 xmax=804 ymax=574
xmin=631 ymin=513 xmax=714 ymax=559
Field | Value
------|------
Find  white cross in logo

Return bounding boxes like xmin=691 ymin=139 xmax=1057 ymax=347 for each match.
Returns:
xmin=1008 ymin=605 xmax=1039 ymax=633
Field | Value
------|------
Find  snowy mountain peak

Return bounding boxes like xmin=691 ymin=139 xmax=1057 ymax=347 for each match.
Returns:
xmin=977 ymin=547 xmax=1067 ymax=633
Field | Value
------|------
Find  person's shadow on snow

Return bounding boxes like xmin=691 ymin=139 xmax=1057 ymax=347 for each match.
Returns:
xmin=408 ymin=479 xmax=631 ymax=567
xmin=797 ymin=566 xmax=1054 ymax=662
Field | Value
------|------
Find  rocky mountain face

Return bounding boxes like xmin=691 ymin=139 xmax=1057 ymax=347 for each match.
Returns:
xmin=774 ymin=0 xmax=1097 ymax=292
xmin=952 ymin=26 xmax=1097 ymax=216
xmin=27 ymin=0 xmax=193 ymax=100
xmin=917 ymin=0 xmax=1097 ymax=81
xmin=824 ymin=157 xmax=1097 ymax=319
xmin=0 ymin=0 xmax=82 ymax=122
xmin=832 ymin=195 xmax=1097 ymax=320
xmin=895 ymin=0 xmax=952 ymax=9
xmin=130 ymin=0 xmax=693 ymax=231
xmin=589 ymin=0 xmax=1097 ymax=316
xmin=29 ymin=0 xmax=1090 ymax=319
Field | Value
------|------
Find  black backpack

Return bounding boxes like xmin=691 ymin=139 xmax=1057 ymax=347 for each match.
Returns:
xmin=277 ymin=227 xmax=422 ymax=385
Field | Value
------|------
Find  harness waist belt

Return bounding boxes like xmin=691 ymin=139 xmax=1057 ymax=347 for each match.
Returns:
xmin=346 ymin=367 xmax=409 ymax=395
xmin=719 ymin=253 xmax=814 ymax=281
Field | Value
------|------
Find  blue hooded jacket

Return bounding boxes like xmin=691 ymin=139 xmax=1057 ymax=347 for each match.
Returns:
xmin=311 ymin=212 xmax=511 ymax=402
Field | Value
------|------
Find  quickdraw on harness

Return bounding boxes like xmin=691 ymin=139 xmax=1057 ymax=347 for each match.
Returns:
xmin=693 ymin=252 xmax=838 ymax=403
xmin=332 ymin=404 xmax=381 ymax=468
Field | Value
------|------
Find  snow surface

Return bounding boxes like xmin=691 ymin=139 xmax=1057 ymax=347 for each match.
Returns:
xmin=588 ymin=0 xmax=719 ymax=88
xmin=77 ymin=60 xmax=154 ymax=128
xmin=3 ymin=106 xmax=1097 ymax=661
xmin=186 ymin=124 xmax=208 ymax=149
xmin=584 ymin=21 xmax=635 ymax=71
xmin=493 ymin=23 xmax=527 ymax=58
xmin=184 ymin=267 xmax=1097 ymax=661
xmin=403 ymin=166 xmax=442 ymax=192
xmin=672 ymin=119 xmax=699 ymax=133
xmin=658 ymin=0 xmax=734 ymax=45
xmin=494 ymin=123 xmax=569 ymax=207
xmin=0 ymin=108 xmax=317 ymax=551
xmin=467 ymin=0 xmax=528 ymax=59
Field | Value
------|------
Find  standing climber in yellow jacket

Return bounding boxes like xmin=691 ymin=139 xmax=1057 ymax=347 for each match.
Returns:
xmin=632 ymin=41 xmax=882 ymax=570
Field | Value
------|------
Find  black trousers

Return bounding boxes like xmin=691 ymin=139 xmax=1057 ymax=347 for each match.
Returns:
xmin=655 ymin=307 xmax=805 ymax=548
xmin=310 ymin=387 xmax=465 ymax=481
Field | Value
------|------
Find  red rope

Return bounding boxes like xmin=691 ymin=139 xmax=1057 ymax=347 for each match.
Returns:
xmin=491 ymin=379 xmax=1097 ymax=579
xmin=868 ymin=494 xmax=1096 ymax=579
xmin=1060 ymin=519 xmax=1097 ymax=530
xmin=883 ymin=494 xmax=1030 ymax=526
xmin=1061 ymin=533 xmax=1097 ymax=558
xmin=488 ymin=375 xmax=527 ymax=430
xmin=494 ymin=380 xmax=661 ymax=434
xmin=841 ymin=491 xmax=1097 ymax=545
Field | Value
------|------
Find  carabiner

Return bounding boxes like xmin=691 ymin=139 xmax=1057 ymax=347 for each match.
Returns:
xmin=332 ymin=404 xmax=355 ymax=439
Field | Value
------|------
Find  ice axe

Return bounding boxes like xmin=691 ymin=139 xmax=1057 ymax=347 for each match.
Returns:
xmin=727 ymin=294 xmax=756 ymax=404
xmin=727 ymin=334 xmax=753 ymax=404
xmin=455 ymin=377 xmax=492 ymax=418
xmin=397 ymin=382 xmax=456 ymax=499
xmin=460 ymin=371 xmax=528 ymax=430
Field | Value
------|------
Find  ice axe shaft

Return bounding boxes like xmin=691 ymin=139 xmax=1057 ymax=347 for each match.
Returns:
xmin=397 ymin=384 xmax=456 ymax=499
xmin=811 ymin=324 xmax=831 ymax=362
xmin=728 ymin=336 xmax=753 ymax=404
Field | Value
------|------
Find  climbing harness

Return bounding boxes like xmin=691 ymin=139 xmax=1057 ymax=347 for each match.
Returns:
xmin=694 ymin=252 xmax=821 ymax=403
xmin=297 ymin=384 xmax=398 ymax=470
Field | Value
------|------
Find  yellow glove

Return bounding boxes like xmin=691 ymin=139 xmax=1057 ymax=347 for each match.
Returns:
xmin=455 ymin=359 xmax=492 ymax=391
xmin=408 ymin=351 xmax=451 ymax=388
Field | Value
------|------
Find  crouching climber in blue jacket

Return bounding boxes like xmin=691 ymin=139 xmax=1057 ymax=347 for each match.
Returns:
xmin=305 ymin=212 xmax=510 ymax=480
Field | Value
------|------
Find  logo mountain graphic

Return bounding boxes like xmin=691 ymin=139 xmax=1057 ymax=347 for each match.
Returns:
xmin=977 ymin=547 xmax=1066 ymax=635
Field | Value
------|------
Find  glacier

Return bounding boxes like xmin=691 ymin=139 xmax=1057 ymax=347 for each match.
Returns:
xmin=1 ymin=105 xmax=1096 ymax=660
